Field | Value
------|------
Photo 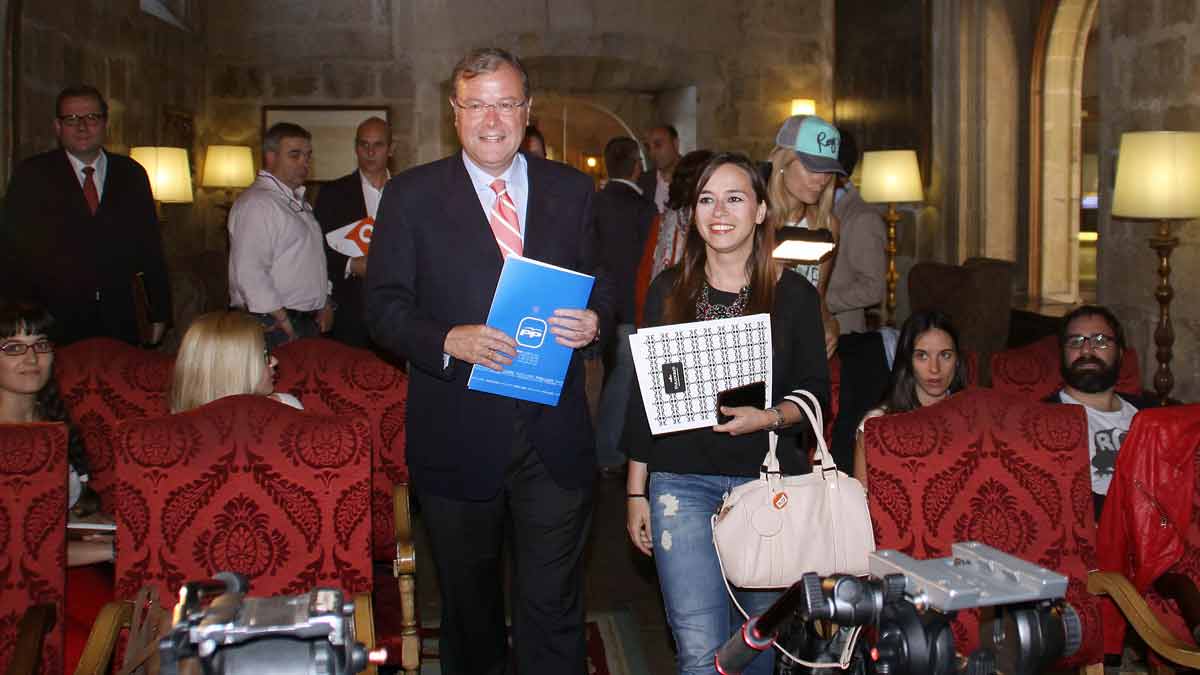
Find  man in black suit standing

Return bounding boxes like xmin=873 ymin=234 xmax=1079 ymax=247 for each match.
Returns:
xmin=593 ymin=137 xmax=656 ymax=473
xmin=314 ymin=116 xmax=392 ymax=348
xmin=2 ymin=85 xmax=170 ymax=345
xmin=366 ymin=48 xmax=611 ymax=675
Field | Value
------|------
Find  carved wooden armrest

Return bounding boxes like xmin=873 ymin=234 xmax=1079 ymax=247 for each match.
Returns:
xmin=1087 ymin=570 xmax=1200 ymax=668
xmin=74 ymin=600 xmax=132 ymax=675
xmin=392 ymin=482 xmax=420 ymax=674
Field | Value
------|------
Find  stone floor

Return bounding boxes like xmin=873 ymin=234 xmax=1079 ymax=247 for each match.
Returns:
xmin=414 ymin=474 xmax=676 ymax=674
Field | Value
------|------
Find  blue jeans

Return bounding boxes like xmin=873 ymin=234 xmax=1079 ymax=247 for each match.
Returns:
xmin=649 ymin=472 xmax=780 ymax=675
xmin=595 ymin=323 xmax=636 ymax=467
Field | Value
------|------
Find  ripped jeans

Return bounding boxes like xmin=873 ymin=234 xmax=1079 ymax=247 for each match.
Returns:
xmin=648 ymin=472 xmax=780 ymax=675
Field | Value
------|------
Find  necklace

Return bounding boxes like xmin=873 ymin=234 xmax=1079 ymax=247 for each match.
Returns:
xmin=696 ymin=282 xmax=750 ymax=320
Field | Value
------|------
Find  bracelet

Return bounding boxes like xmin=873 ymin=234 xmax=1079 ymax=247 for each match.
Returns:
xmin=766 ymin=406 xmax=785 ymax=431
xmin=626 ymin=493 xmax=647 ymax=499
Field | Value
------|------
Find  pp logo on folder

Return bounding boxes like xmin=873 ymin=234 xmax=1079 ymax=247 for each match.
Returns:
xmin=516 ymin=317 xmax=548 ymax=348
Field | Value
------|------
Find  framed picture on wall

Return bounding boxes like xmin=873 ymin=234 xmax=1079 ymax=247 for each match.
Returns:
xmin=262 ymin=106 xmax=390 ymax=182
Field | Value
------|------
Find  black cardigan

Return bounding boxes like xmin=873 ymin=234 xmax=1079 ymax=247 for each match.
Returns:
xmin=627 ymin=268 xmax=831 ymax=476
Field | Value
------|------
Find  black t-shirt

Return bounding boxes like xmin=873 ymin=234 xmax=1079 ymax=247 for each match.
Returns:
xmin=627 ymin=267 xmax=831 ymax=476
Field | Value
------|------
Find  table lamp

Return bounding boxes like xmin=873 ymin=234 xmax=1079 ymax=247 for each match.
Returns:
xmin=202 ymin=145 xmax=255 ymax=209
xmin=1111 ymin=130 xmax=1200 ymax=404
xmin=772 ymin=227 xmax=835 ymax=264
xmin=859 ymin=150 xmax=924 ymax=327
xmin=130 ymin=146 xmax=193 ymax=204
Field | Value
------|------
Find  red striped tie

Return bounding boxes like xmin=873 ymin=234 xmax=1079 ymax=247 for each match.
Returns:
xmin=488 ymin=179 xmax=522 ymax=259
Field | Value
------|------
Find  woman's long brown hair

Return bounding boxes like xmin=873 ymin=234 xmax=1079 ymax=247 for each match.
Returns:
xmin=663 ymin=153 xmax=776 ymax=324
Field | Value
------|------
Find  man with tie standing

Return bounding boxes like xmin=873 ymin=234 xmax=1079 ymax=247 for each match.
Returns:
xmin=2 ymin=85 xmax=170 ymax=345
xmin=367 ymin=48 xmax=612 ymax=675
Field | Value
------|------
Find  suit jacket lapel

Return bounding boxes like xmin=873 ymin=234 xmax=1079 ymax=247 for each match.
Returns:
xmin=442 ymin=155 xmax=504 ymax=277
xmin=351 ymin=170 xmax=368 ymax=219
xmin=522 ymin=157 xmax=559 ymax=263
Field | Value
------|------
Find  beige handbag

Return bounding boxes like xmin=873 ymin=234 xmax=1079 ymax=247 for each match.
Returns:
xmin=711 ymin=391 xmax=875 ymax=589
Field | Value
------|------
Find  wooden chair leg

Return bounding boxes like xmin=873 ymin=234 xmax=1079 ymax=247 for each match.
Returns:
xmin=393 ymin=483 xmax=420 ymax=675
xmin=7 ymin=603 xmax=56 ymax=675
xmin=352 ymin=592 xmax=378 ymax=675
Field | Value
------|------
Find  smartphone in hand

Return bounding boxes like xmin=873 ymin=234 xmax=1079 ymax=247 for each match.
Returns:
xmin=716 ymin=381 xmax=766 ymax=425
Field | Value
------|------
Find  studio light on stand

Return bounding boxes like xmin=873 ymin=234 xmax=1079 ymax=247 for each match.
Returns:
xmin=859 ymin=150 xmax=924 ymax=327
xmin=1111 ymin=130 xmax=1200 ymax=405
xmin=772 ymin=227 xmax=835 ymax=265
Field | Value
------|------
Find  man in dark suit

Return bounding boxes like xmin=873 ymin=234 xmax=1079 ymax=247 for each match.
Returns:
xmin=593 ymin=136 xmax=656 ymax=473
xmin=366 ymin=48 xmax=612 ymax=675
xmin=314 ymin=116 xmax=393 ymax=348
xmin=2 ymin=85 xmax=170 ymax=345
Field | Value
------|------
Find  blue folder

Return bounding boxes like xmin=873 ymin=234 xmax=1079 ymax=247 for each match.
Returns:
xmin=467 ymin=255 xmax=595 ymax=405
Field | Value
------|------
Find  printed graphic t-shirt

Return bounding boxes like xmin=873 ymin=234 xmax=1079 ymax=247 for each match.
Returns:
xmin=1060 ymin=391 xmax=1139 ymax=495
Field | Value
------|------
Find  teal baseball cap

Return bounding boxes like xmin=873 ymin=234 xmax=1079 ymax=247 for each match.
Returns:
xmin=774 ymin=115 xmax=846 ymax=175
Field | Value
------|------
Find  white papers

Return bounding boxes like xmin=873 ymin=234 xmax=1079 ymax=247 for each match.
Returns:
xmin=630 ymin=314 xmax=772 ymax=435
xmin=325 ymin=217 xmax=373 ymax=258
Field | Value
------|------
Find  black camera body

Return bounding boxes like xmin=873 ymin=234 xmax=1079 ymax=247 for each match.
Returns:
xmin=159 ymin=573 xmax=380 ymax=675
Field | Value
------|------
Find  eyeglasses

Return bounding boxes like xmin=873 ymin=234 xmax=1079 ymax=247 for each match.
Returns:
xmin=0 ymin=340 xmax=54 ymax=356
xmin=1065 ymin=333 xmax=1116 ymax=351
xmin=451 ymin=99 xmax=528 ymax=118
xmin=57 ymin=113 xmax=106 ymax=127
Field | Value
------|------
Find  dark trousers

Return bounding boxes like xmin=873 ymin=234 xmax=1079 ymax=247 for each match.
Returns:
xmin=416 ymin=419 xmax=594 ymax=675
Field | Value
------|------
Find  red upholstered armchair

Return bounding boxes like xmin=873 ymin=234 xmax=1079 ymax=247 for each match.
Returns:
xmin=0 ymin=422 xmax=68 ymax=675
xmin=267 ymin=339 xmax=418 ymax=672
xmin=862 ymin=388 xmax=1105 ymax=669
xmin=991 ymin=335 xmax=1141 ymax=400
xmin=78 ymin=395 xmax=376 ymax=673
xmin=54 ymin=338 xmax=174 ymax=508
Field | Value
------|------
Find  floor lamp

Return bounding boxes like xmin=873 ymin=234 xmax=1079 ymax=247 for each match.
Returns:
xmin=1111 ymin=131 xmax=1200 ymax=405
xmin=859 ymin=150 xmax=924 ymax=327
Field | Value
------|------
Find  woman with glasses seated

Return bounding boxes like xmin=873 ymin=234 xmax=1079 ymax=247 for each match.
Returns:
xmin=169 ymin=310 xmax=303 ymax=413
xmin=0 ymin=300 xmax=111 ymax=560
xmin=852 ymin=310 xmax=968 ymax=491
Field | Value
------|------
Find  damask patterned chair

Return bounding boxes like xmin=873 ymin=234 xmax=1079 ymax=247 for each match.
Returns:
xmin=272 ymin=339 xmax=419 ymax=671
xmin=54 ymin=338 xmax=174 ymax=509
xmin=0 ymin=422 xmax=68 ymax=675
xmin=991 ymin=335 xmax=1141 ymax=400
xmin=862 ymin=388 xmax=1105 ymax=669
xmin=1089 ymin=404 xmax=1200 ymax=669
xmin=77 ymin=395 xmax=376 ymax=673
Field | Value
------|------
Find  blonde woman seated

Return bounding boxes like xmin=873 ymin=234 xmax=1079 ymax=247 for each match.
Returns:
xmin=170 ymin=311 xmax=303 ymax=413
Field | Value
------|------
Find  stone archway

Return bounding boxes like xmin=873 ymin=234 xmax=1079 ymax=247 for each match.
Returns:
xmin=1029 ymin=0 xmax=1098 ymax=303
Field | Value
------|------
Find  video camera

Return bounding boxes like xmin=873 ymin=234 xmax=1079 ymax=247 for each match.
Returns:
xmin=716 ymin=543 xmax=1082 ymax=675
xmin=158 ymin=572 xmax=387 ymax=675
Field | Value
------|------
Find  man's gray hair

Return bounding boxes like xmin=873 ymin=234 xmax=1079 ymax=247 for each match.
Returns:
xmin=263 ymin=122 xmax=312 ymax=156
xmin=450 ymin=47 xmax=530 ymax=100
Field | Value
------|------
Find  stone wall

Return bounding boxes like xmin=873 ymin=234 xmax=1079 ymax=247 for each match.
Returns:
xmin=1097 ymin=0 xmax=1200 ymax=401
xmin=203 ymin=0 xmax=833 ymax=173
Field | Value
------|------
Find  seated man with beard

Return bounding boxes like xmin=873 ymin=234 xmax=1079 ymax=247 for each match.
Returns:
xmin=1045 ymin=305 xmax=1154 ymax=518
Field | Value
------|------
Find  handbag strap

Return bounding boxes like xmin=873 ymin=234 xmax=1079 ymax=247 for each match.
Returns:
xmin=762 ymin=390 xmax=836 ymax=474
xmin=710 ymin=516 xmax=862 ymax=670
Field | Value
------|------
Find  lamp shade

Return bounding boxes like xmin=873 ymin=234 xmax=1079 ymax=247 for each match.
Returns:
xmin=131 ymin=146 xmax=194 ymax=203
xmin=1111 ymin=131 xmax=1200 ymax=219
xmin=790 ymin=99 xmax=816 ymax=116
xmin=859 ymin=150 xmax=924 ymax=204
xmin=201 ymin=145 xmax=255 ymax=190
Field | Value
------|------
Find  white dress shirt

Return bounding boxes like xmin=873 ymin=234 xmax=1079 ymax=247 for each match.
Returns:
xmin=342 ymin=170 xmax=390 ymax=279
xmin=610 ymin=178 xmax=644 ymax=196
xmin=66 ymin=149 xmax=108 ymax=201
xmin=228 ymin=170 xmax=329 ymax=313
